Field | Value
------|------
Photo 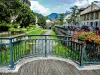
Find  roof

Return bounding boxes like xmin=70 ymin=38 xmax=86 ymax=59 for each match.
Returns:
xmin=64 ymin=13 xmax=72 ymax=19
xmin=95 ymin=2 xmax=100 ymax=8
xmin=80 ymin=2 xmax=100 ymax=15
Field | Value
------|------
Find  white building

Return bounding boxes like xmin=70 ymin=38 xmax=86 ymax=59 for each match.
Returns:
xmin=63 ymin=13 xmax=72 ymax=25
xmin=80 ymin=2 xmax=100 ymax=28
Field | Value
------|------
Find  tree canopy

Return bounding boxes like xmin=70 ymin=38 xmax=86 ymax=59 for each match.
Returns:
xmin=69 ymin=6 xmax=78 ymax=25
xmin=0 ymin=0 xmax=46 ymax=29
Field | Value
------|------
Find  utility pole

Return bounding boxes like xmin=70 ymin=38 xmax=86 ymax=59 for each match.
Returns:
xmin=36 ymin=16 xmax=39 ymax=28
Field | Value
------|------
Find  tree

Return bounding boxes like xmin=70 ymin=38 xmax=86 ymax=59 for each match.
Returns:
xmin=38 ymin=17 xmax=46 ymax=28
xmin=16 ymin=5 xmax=35 ymax=28
xmin=0 ymin=0 xmax=46 ymax=28
xmin=59 ymin=13 xmax=65 ymax=25
xmin=0 ymin=0 xmax=22 ymax=23
xmin=21 ymin=0 xmax=31 ymax=6
xmin=0 ymin=0 xmax=10 ymax=23
xmin=70 ymin=6 xmax=78 ymax=25
xmin=54 ymin=13 xmax=65 ymax=25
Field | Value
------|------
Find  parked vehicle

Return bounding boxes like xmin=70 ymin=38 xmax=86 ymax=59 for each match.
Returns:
xmin=81 ymin=26 xmax=95 ymax=31
xmin=73 ymin=26 xmax=82 ymax=31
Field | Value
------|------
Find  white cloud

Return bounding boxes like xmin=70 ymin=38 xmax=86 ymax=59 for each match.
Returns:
xmin=51 ymin=0 xmax=90 ymax=13
xmin=30 ymin=1 xmax=50 ymax=16
xmin=88 ymin=0 xmax=100 ymax=4
xmin=51 ymin=4 xmax=73 ymax=13
xmin=74 ymin=0 xmax=89 ymax=7
xmin=74 ymin=0 xmax=100 ymax=8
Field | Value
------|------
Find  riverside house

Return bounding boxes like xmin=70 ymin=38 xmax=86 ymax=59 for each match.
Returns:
xmin=80 ymin=1 xmax=100 ymax=28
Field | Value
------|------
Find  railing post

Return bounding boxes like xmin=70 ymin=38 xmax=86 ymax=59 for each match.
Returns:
xmin=9 ymin=39 xmax=15 ymax=70
xmin=45 ymin=36 xmax=47 ymax=57
xmin=80 ymin=43 xmax=85 ymax=67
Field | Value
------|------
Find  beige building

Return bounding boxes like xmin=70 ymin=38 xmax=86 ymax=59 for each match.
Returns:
xmin=80 ymin=2 xmax=100 ymax=28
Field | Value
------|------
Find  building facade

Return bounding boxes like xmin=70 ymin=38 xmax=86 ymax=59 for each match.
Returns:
xmin=63 ymin=13 xmax=72 ymax=24
xmin=80 ymin=2 xmax=100 ymax=28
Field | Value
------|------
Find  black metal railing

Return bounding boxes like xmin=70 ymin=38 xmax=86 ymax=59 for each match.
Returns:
xmin=84 ymin=43 xmax=100 ymax=64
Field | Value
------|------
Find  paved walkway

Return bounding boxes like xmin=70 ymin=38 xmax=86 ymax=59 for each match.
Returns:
xmin=43 ymin=30 xmax=51 ymax=35
xmin=1 ymin=59 xmax=100 ymax=75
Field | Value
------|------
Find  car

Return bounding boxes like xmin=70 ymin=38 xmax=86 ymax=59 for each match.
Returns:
xmin=73 ymin=26 xmax=82 ymax=31
xmin=88 ymin=26 xmax=95 ymax=31
xmin=81 ymin=25 xmax=95 ymax=31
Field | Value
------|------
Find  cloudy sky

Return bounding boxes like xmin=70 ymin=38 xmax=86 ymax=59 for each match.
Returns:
xmin=30 ymin=0 xmax=100 ymax=16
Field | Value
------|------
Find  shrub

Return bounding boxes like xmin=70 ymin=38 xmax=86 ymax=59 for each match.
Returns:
xmin=13 ymin=24 xmax=19 ymax=28
xmin=0 ymin=22 xmax=11 ymax=32
xmin=74 ymin=31 xmax=100 ymax=44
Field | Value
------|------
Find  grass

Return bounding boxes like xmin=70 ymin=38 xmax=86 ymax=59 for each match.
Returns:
xmin=25 ymin=27 xmax=47 ymax=39
xmin=25 ymin=27 xmax=46 ymax=34
xmin=50 ymin=30 xmax=80 ymax=61
xmin=0 ymin=40 xmax=33 ymax=65
xmin=0 ymin=26 xmax=46 ymax=37
xmin=49 ymin=30 xmax=58 ymax=41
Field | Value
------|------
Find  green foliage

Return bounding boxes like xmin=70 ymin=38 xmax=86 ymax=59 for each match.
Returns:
xmin=34 ymin=12 xmax=44 ymax=18
xmin=54 ymin=19 xmax=63 ymax=25
xmin=59 ymin=13 xmax=65 ymax=25
xmin=16 ymin=4 xmax=36 ymax=28
xmin=38 ymin=17 xmax=46 ymax=28
xmin=0 ymin=0 xmax=22 ymax=23
xmin=70 ymin=6 xmax=78 ymax=24
xmin=0 ymin=0 xmax=39 ymax=28
xmin=9 ymin=27 xmax=15 ymax=31
xmin=54 ymin=13 xmax=65 ymax=25
xmin=13 ymin=23 xmax=19 ymax=28
xmin=0 ymin=0 xmax=46 ymax=29
xmin=0 ymin=22 xmax=11 ymax=31
xmin=29 ymin=24 xmax=36 ymax=28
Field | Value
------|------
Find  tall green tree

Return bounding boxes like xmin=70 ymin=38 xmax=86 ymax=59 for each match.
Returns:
xmin=0 ymin=0 xmax=22 ymax=23
xmin=0 ymin=0 xmax=46 ymax=28
xmin=59 ymin=13 xmax=65 ymax=25
xmin=38 ymin=17 xmax=46 ymax=28
xmin=70 ymin=6 xmax=78 ymax=25
xmin=0 ymin=0 xmax=36 ymax=27
xmin=16 ymin=5 xmax=35 ymax=28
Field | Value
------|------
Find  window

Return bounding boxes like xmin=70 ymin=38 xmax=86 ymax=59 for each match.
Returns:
xmin=90 ymin=22 xmax=93 ymax=26
xmin=82 ymin=15 xmax=84 ymax=21
xmin=90 ymin=13 xmax=93 ymax=20
xmin=84 ymin=22 xmax=85 ymax=25
xmin=87 ymin=22 xmax=89 ymax=25
xmin=95 ymin=21 xmax=98 ymax=27
xmin=84 ymin=15 xmax=86 ymax=20
xmin=87 ymin=14 xmax=89 ymax=20
xmin=95 ymin=12 xmax=99 ymax=19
